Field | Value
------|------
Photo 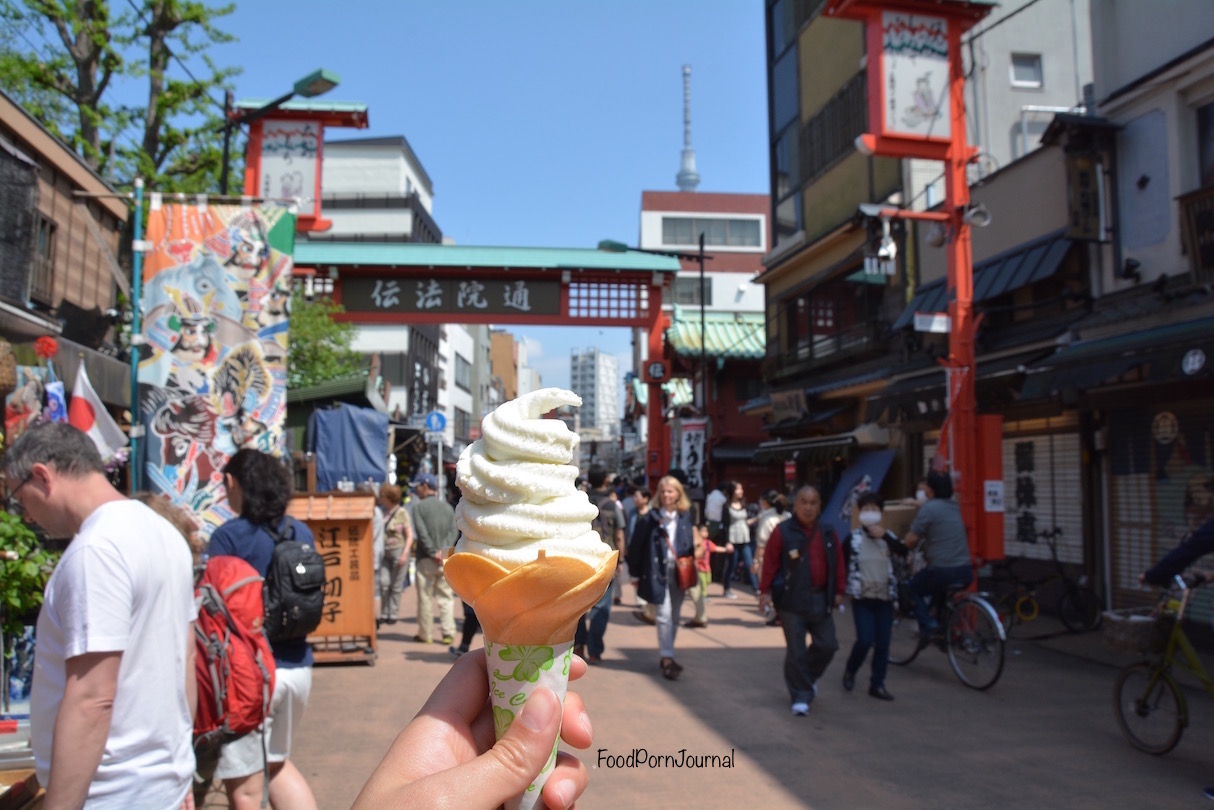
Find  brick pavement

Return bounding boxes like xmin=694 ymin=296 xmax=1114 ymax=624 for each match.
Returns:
xmin=196 ymin=580 xmax=1214 ymax=809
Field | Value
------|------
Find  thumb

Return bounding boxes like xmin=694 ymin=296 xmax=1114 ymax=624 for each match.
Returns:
xmin=431 ymin=687 xmax=563 ymax=809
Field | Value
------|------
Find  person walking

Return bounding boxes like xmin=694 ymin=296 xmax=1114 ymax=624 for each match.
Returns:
xmin=409 ymin=473 xmax=458 ymax=646
xmin=753 ymin=490 xmax=788 ymax=626
xmin=628 ymin=486 xmax=657 ymax=626
xmin=758 ymin=485 xmax=845 ymax=717
xmin=206 ymin=448 xmax=318 ymax=809
xmin=841 ymin=493 xmax=908 ymax=701
xmin=4 ymin=424 xmax=196 ymax=810
xmin=376 ymin=484 xmax=414 ymax=626
xmin=722 ymin=482 xmax=759 ymax=598
xmin=574 ymin=464 xmax=627 ymax=664
xmin=685 ymin=524 xmax=733 ymax=628
xmin=627 ymin=475 xmax=696 ymax=680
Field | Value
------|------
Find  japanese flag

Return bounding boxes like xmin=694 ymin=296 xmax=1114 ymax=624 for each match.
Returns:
xmin=68 ymin=358 xmax=128 ymax=461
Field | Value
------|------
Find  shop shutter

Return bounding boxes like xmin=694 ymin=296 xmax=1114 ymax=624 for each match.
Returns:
xmin=1107 ymin=406 xmax=1214 ymax=622
xmin=924 ymin=433 xmax=1084 ymax=564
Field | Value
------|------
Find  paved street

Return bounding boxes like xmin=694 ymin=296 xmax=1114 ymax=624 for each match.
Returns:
xmin=249 ymin=583 xmax=1214 ymax=808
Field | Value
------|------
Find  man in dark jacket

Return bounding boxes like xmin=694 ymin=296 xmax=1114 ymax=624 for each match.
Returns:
xmin=758 ymin=485 xmax=846 ymax=717
xmin=1141 ymin=514 xmax=1214 ymax=586
xmin=410 ymin=473 xmax=458 ymax=645
xmin=574 ymin=464 xmax=626 ymax=664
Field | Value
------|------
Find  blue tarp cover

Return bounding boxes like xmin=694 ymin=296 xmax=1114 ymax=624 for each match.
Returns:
xmin=310 ymin=403 xmax=389 ymax=491
xmin=821 ymin=450 xmax=896 ymax=540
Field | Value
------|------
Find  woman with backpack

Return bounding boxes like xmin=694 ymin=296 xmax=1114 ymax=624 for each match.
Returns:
xmin=207 ymin=449 xmax=319 ymax=810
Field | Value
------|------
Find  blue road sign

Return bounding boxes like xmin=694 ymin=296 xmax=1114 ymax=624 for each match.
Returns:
xmin=425 ymin=410 xmax=447 ymax=432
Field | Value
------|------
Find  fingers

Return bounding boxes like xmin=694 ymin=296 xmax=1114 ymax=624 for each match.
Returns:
xmin=559 ymin=689 xmax=593 ymax=750
xmin=424 ymin=686 xmax=566 ymax=810
xmin=541 ymin=751 xmax=589 ymax=810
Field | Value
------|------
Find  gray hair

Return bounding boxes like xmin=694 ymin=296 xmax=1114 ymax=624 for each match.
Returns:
xmin=3 ymin=423 xmax=105 ymax=481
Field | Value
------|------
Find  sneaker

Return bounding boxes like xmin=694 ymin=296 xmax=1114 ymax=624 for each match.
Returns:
xmin=449 ymin=646 xmax=465 ymax=657
xmin=869 ymin=686 xmax=895 ymax=701
xmin=441 ymin=635 xmax=455 ymax=646
xmin=1203 ymin=787 xmax=1214 ymax=801
xmin=842 ymin=671 xmax=855 ymax=692
xmin=412 ymin=635 xmax=432 ymax=644
xmin=723 ymin=591 xmax=738 ymax=600
xmin=791 ymin=702 xmax=810 ymax=717
xmin=683 ymin=619 xmax=709 ymax=628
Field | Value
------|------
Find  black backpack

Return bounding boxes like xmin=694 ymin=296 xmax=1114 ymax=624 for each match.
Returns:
xmin=262 ymin=517 xmax=326 ymax=643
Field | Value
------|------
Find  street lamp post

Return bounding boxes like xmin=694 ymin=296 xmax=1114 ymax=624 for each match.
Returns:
xmin=219 ymin=68 xmax=339 ymax=195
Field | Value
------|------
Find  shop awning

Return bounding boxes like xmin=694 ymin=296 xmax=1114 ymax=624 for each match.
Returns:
xmin=761 ymin=404 xmax=851 ymax=434
xmin=629 ymin=377 xmax=694 ymax=409
xmin=866 ymin=349 xmax=1055 ymax=420
xmin=711 ymin=442 xmax=757 ymax=462
xmin=754 ymin=434 xmax=856 ymax=465
xmin=666 ymin=306 xmax=766 ymax=360
xmin=892 ymin=229 xmax=1073 ymax=331
xmin=1020 ymin=315 xmax=1214 ymax=399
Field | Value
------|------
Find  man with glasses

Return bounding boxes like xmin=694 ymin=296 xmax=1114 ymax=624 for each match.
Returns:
xmin=4 ymin=423 xmax=197 ymax=809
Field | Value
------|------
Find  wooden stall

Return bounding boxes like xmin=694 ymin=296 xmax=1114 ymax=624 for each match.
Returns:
xmin=288 ymin=492 xmax=377 ymax=665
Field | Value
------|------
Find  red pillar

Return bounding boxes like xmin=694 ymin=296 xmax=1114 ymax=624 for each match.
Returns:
xmin=646 ymin=310 xmax=669 ymax=486
xmin=943 ymin=21 xmax=980 ymax=559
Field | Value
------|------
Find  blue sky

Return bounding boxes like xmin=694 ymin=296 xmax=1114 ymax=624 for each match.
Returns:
xmin=209 ymin=0 xmax=770 ymax=390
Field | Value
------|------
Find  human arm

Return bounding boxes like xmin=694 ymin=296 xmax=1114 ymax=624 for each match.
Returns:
xmin=413 ymin=502 xmax=434 ymax=559
xmin=613 ymin=503 xmax=627 ymax=562
xmin=1142 ymin=516 xmax=1214 ymax=586
xmin=44 ymin=652 xmax=122 ymax=810
xmin=756 ymin=527 xmax=785 ymax=614
xmin=185 ymin=621 xmax=197 ymax=723
xmin=351 ymin=649 xmax=592 ymax=810
xmin=833 ymin=530 xmax=847 ymax=606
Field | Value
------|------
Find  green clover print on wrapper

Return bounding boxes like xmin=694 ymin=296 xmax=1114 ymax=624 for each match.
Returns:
xmin=492 ymin=644 xmax=555 ymax=683
xmin=493 ymin=705 xmax=515 ymax=738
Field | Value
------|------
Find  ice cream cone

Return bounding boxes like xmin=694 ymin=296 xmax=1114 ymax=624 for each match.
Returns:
xmin=484 ymin=638 xmax=575 ymax=810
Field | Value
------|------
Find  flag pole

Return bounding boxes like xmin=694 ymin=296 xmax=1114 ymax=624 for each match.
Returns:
xmin=129 ymin=178 xmax=145 ymax=494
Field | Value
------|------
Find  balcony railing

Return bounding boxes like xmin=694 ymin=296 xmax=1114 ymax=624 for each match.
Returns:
xmin=762 ymin=320 xmax=886 ymax=380
xmin=1180 ymin=184 xmax=1214 ymax=284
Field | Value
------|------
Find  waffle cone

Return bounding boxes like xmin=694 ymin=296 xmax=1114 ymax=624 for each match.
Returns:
xmin=444 ymin=548 xmax=618 ymax=644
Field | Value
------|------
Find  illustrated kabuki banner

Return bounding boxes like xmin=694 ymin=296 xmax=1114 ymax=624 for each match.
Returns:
xmin=137 ymin=202 xmax=295 ymax=536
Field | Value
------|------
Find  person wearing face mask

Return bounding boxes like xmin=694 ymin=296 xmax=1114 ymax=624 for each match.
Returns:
xmin=903 ymin=470 xmax=973 ymax=647
xmin=841 ymin=493 xmax=909 ymax=700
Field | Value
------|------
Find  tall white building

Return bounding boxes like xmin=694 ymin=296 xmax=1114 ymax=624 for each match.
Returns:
xmin=570 ymin=348 xmax=619 ymax=437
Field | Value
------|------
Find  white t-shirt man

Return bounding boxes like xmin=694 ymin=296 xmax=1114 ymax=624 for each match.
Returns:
xmin=32 ymin=500 xmax=196 ymax=809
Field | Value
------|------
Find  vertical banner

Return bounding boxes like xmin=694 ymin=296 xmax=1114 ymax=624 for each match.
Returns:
xmin=679 ymin=418 xmax=708 ymax=492
xmin=137 ymin=203 xmax=295 ymax=536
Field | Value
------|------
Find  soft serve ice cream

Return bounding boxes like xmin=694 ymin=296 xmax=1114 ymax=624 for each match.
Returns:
xmin=444 ymin=388 xmax=618 ymax=644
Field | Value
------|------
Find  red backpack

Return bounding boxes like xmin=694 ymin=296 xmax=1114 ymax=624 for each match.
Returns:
xmin=193 ymin=555 xmax=276 ymax=749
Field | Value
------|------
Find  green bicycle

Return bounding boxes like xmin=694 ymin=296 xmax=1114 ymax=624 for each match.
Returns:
xmin=1111 ymin=575 xmax=1214 ymax=754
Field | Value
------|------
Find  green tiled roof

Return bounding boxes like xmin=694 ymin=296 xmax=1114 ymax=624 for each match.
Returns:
xmin=666 ymin=305 xmax=766 ymax=360
xmin=630 ymin=377 xmax=694 ymax=408
xmin=294 ymin=241 xmax=681 ymax=273
xmin=236 ymin=98 xmax=368 ymax=114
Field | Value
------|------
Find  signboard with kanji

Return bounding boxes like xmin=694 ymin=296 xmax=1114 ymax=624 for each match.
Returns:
xmin=343 ymin=277 xmax=561 ymax=316
xmin=288 ymin=492 xmax=376 ymax=664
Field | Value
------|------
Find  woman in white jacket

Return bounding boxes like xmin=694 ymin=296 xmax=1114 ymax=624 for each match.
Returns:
xmin=752 ymin=489 xmax=788 ymax=625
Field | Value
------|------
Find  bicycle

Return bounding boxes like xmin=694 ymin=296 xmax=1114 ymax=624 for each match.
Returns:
xmin=1110 ymin=574 xmax=1214 ymax=755
xmin=988 ymin=527 xmax=1102 ymax=634
xmin=888 ymin=576 xmax=1007 ymax=690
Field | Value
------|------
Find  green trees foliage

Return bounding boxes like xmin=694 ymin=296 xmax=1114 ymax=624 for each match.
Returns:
xmin=0 ymin=510 xmax=58 ymax=640
xmin=0 ymin=0 xmax=239 ymax=191
xmin=287 ymin=289 xmax=361 ymax=389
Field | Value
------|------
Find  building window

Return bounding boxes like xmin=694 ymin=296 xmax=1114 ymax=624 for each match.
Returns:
xmin=801 ymin=71 xmax=867 ymax=185
xmin=454 ymin=407 xmax=471 ymax=440
xmin=673 ymin=277 xmax=713 ymax=307
xmin=455 ymin=353 xmax=472 ymax=392
xmin=1011 ymin=53 xmax=1043 ymax=89
xmin=662 ymin=217 xmax=761 ymax=248
xmin=30 ymin=214 xmax=56 ymax=304
xmin=1198 ymin=99 xmax=1214 ymax=187
xmin=736 ymin=376 xmax=764 ymax=402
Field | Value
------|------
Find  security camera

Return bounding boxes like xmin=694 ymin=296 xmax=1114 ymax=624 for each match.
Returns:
xmin=963 ymin=203 xmax=992 ymax=228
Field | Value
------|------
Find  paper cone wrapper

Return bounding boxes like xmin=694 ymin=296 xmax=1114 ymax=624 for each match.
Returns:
xmin=485 ymin=637 xmax=574 ymax=810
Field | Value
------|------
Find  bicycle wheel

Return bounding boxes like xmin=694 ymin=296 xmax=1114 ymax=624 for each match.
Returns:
xmin=1113 ymin=663 xmax=1186 ymax=754
xmin=946 ymin=598 xmax=1005 ymax=690
xmin=1059 ymin=587 xmax=1102 ymax=633
xmin=888 ymin=602 xmax=924 ymax=666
